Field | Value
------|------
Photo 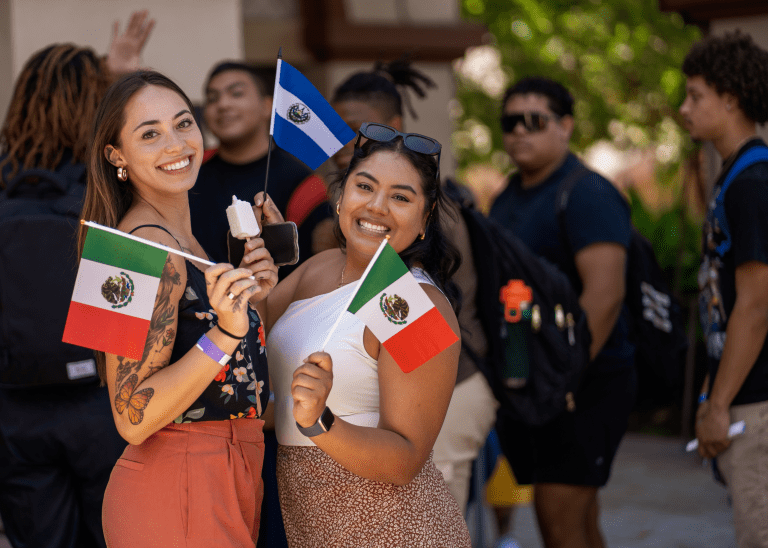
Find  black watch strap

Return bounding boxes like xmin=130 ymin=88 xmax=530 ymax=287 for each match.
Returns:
xmin=296 ymin=407 xmax=335 ymax=437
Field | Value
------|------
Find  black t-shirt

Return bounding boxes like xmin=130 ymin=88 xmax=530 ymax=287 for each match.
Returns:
xmin=489 ymin=152 xmax=635 ymax=371
xmin=189 ymin=148 xmax=331 ymax=278
xmin=699 ymin=138 xmax=768 ymax=406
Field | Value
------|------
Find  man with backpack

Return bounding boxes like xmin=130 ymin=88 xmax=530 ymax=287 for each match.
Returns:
xmin=0 ymin=14 xmax=153 ymax=548
xmin=682 ymin=32 xmax=768 ymax=547
xmin=489 ymin=77 xmax=636 ymax=548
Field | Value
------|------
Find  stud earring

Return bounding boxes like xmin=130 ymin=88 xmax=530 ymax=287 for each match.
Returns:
xmin=420 ymin=232 xmax=425 ymax=240
xmin=117 ymin=167 xmax=128 ymax=181
xmin=336 ymin=202 xmax=340 ymax=215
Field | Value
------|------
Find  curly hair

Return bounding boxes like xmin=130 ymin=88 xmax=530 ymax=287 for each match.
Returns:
xmin=329 ymin=138 xmax=461 ymax=310
xmin=0 ymin=44 xmax=111 ymax=187
xmin=331 ymin=56 xmax=436 ymax=120
xmin=682 ymin=31 xmax=768 ymax=124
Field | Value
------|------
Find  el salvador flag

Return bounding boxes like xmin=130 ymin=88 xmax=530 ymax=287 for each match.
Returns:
xmin=270 ymin=59 xmax=356 ymax=170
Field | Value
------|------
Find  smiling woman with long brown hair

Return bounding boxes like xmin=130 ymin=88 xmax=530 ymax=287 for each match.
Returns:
xmin=78 ymin=70 xmax=278 ymax=547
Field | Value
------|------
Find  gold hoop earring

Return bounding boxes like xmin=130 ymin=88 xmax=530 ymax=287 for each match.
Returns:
xmin=336 ymin=202 xmax=340 ymax=215
xmin=117 ymin=167 xmax=128 ymax=181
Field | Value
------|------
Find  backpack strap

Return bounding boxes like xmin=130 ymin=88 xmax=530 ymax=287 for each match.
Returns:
xmin=129 ymin=224 xmax=183 ymax=249
xmin=712 ymin=145 xmax=768 ymax=257
xmin=285 ymin=175 xmax=329 ymax=228
xmin=554 ymin=161 xmax=591 ymax=279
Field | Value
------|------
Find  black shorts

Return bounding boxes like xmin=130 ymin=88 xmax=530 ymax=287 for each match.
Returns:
xmin=497 ymin=365 xmax=637 ymax=487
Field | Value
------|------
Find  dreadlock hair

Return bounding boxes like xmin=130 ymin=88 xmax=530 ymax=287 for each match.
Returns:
xmin=331 ymin=56 xmax=436 ymax=120
xmin=0 ymin=44 xmax=110 ymax=188
xmin=682 ymin=31 xmax=768 ymax=124
xmin=329 ymin=137 xmax=461 ymax=310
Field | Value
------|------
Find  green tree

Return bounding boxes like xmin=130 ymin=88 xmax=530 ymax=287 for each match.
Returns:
xmin=454 ymin=0 xmax=703 ymax=294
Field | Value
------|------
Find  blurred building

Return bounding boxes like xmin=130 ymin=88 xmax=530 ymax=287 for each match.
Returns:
xmin=0 ymin=0 xmax=485 ymax=178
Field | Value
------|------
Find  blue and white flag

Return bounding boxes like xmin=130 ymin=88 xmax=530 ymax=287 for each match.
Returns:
xmin=270 ymin=59 xmax=356 ymax=170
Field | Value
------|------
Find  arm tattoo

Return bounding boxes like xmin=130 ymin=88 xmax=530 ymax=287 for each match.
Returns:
xmin=114 ymin=374 xmax=154 ymax=425
xmin=113 ymin=256 xmax=181 ymax=423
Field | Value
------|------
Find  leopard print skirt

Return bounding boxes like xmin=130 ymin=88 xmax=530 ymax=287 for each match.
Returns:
xmin=277 ymin=445 xmax=471 ymax=548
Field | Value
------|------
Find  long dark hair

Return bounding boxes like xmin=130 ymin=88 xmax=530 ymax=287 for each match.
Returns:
xmin=331 ymin=138 xmax=461 ymax=309
xmin=0 ymin=44 xmax=110 ymax=187
xmin=78 ymin=70 xmax=195 ymax=255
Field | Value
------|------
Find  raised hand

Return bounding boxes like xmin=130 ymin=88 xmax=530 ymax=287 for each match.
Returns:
xmin=106 ymin=10 xmax=155 ymax=76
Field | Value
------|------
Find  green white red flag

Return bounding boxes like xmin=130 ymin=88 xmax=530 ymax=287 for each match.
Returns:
xmin=63 ymin=224 xmax=169 ymax=359
xmin=334 ymin=239 xmax=458 ymax=373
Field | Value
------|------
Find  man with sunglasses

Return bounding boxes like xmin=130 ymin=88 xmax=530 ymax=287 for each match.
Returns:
xmin=490 ymin=77 xmax=636 ymax=548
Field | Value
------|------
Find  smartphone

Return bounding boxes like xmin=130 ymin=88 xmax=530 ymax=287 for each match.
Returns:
xmin=227 ymin=221 xmax=299 ymax=267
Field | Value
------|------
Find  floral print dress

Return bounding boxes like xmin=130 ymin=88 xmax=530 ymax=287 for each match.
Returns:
xmin=170 ymin=260 xmax=269 ymax=423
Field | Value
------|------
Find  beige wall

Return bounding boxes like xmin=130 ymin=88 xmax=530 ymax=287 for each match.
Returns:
xmin=0 ymin=0 xmax=12 ymax=125
xmin=1 ymin=0 xmax=243 ymax=126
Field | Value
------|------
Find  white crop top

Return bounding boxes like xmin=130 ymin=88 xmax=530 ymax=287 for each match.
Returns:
xmin=267 ymin=268 xmax=438 ymax=446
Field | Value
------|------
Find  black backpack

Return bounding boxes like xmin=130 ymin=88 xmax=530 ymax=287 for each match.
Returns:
xmin=0 ymin=163 xmax=99 ymax=387
xmin=556 ymin=163 xmax=689 ymax=396
xmin=459 ymin=203 xmax=592 ymax=427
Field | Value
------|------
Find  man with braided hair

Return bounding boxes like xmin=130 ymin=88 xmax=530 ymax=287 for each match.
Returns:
xmin=0 ymin=12 xmax=153 ymax=548
xmin=682 ymin=31 xmax=768 ymax=547
xmin=331 ymin=58 xmax=500 ymax=519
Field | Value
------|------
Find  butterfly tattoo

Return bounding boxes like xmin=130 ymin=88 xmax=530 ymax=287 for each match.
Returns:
xmin=115 ymin=374 xmax=154 ymax=425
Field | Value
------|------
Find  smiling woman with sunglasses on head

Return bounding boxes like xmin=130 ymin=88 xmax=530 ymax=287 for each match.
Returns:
xmin=249 ymin=123 xmax=470 ymax=546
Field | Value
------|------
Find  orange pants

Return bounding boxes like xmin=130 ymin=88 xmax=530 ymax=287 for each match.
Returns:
xmin=103 ymin=419 xmax=265 ymax=548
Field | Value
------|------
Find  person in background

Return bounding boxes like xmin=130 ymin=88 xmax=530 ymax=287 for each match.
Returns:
xmin=330 ymin=58 xmax=499 ymax=519
xmin=82 ymin=70 xmax=277 ymax=547
xmin=190 ymin=59 xmax=334 ymax=548
xmin=0 ymin=13 xmax=153 ymax=548
xmin=682 ymin=31 xmax=768 ymax=548
xmin=190 ymin=61 xmax=335 ymax=280
xmin=490 ymin=77 xmax=636 ymax=548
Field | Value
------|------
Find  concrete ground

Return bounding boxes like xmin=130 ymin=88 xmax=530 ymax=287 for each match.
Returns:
xmin=480 ymin=433 xmax=736 ymax=548
xmin=0 ymin=434 xmax=736 ymax=548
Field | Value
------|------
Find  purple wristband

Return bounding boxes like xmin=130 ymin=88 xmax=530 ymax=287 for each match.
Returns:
xmin=196 ymin=334 xmax=231 ymax=366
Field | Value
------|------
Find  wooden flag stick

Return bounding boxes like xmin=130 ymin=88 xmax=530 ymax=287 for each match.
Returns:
xmin=81 ymin=220 xmax=216 ymax=265
xmin=320 ymin=235 xmax=390 ymax=351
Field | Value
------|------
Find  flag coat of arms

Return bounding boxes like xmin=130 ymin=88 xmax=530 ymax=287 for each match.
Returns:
xmin=345 ymin=241 xmax=459 ymax=373
xmin=63 ymin=227 xmax=167 ymax=360
xmin=270 ymin=57 xmax=356 ymax=170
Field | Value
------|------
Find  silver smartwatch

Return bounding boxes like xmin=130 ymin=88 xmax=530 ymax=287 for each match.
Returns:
xmin=296 ymin=407 xmax=335 ymax=437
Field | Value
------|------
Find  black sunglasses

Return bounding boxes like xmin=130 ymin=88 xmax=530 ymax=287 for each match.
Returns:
xmin=500 ymin=112 xmax=560 ymax=134
xmin=354 ymin=122 xmax=442 ymax=179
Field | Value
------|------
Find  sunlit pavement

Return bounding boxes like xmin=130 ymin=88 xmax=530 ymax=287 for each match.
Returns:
xmin=501 ymin=433 xmax=736 ymax=548
xmin=0 ymin=434 xmax=736 ymax=548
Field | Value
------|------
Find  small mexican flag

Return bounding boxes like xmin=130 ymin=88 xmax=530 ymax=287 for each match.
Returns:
xmin=343 ymin=240 xmax=458 ymax=373
xmin=63 ymin=225 xmax=168 ymax=360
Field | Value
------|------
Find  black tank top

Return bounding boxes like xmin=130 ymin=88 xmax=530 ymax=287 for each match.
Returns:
xmin=129 ymin=225 xmax=269 ymax=421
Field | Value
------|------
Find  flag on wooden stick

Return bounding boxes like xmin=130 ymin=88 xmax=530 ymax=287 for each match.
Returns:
xmin=325 ymin=239 xmax=458 ymax=373
xmin=62 ymin=223 xmax=192 ymax=360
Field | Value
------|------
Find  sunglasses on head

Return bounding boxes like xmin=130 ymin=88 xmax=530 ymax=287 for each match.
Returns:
xmin=500 ymin=112 xmax=560 ymax=134
xmin=354 ymin=122 xmax=442 ymax=180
